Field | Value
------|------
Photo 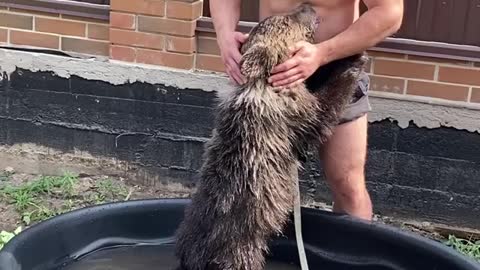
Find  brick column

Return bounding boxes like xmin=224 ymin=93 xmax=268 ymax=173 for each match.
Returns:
xmin=109 ymin=0 xmax=202 ymax=70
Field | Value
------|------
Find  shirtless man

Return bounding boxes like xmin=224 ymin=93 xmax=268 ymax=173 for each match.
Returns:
xmin=209 ymin=0 xmax=404 ymax=220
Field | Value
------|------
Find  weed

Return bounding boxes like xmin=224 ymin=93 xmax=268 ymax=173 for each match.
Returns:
xmin=97 ymin=179 xmax=128 ymax=199
xmin=445 ymin=235 xmax=480 ymax=262
xmin=27 ymin=202 xmax=57 ymax=224
xmin=0 ymin=172 xmax=134 ymax=229
xmin=9 ymin=189 xmax=34 ymax=212
xmin=62 ymin=199 xmax=75 ymax=212
xmin=0 ymin=172 xmax=79 ymax=225
xmin=0 ymin=172 xmax=78 ymax=202
xmin=28 ymin=172 xmax=78 ymax=196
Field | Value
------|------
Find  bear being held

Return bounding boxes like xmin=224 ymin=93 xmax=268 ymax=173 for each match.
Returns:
xmin=174 ymin=3 xmax=368 ymax=270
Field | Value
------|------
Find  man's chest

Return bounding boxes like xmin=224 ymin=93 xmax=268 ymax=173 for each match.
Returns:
xmin=259 ymin=0 xmax=357 ymax=19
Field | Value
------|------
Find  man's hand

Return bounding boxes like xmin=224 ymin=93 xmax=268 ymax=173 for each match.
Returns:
xmin=217 ymin=31 xmax=249 ymax=85
xmin=268 ymin=41 xmax=325 ymax=88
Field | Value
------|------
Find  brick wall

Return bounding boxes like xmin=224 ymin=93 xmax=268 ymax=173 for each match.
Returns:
xmin=0 ymin=1 xmax=479 ymax=106
xmin=0 ymin=6 xmax=109 ymax=56
xmin=109 ymin=0 xmax=201 ymax=69
xmin=196 ymin=32 xmax=480 ymax=105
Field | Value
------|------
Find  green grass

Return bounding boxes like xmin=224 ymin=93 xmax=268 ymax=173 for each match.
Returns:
xmin=0 ymin=172 xmax=79 ymax=225
xmin=445 ymin=235 xmax=480 ymax=262
xmin=1 ymin=172 xmax=77 ymax=204
xmin=0 ymin=172 xmax=134 ymax=251
xmin=0 ymin=172 xmax=132 ymax=226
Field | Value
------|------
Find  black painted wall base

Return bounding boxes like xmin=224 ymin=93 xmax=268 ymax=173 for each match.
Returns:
xmin=1 ymin=67 xmax=479 ymax=228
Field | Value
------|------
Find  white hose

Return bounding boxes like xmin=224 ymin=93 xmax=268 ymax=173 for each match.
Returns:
xmin=293 ymin=168 xmax=309 ymax=270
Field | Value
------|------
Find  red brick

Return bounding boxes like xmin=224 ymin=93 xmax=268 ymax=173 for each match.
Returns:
xmin=369 ymin=75 xmax=405 ymax=94
xmin=196 ymin=54 xmax=225 ymax=73
xmin=0 ymin=28 xmax=7 ymax=43
xmin=471 ymin=88 xmax=480 ymax=103
xmin=110 ymin=12 xmax=136 ymax=30
xmin=36 ymin=17 xmax=86 ymax=37
xmin=137 ymin=49 xmax=194 ymax=69
xmin=111 ymin=0 xmax=165 ymax=16
xmin=438 ymin=66 xmax=480 ymax=86
xmin=88 ymin=24 xmax=109 ymax=40
xmin=197 ymin=36 xmax=220 ymax=55
xmin=374 ymin=59 xmax=436 ymax=80
xmin=138 ymin=16 xmax=195 ymax=37
xmin=166 ymin=1 xmax=202 ymax=20
xmin=110 ymin=45 xmax=136 ymax=62
xmin=62 ymin=37 xmax=109 ymax=56
xmin=407 ymin=80 xmax=469 ymax=102
xmin=166 ymin=36 xmax=195 ymax=53
xmin=10 ymin=30 xmax=59 ymax=49
xmin=0 ymin=12 xmax=33 ymax=30
xmin=110 ymin=28 xmax=164 ymax=50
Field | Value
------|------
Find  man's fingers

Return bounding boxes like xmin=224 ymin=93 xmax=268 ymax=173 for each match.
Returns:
xmin=230 ymin=70 xmax=242 ymax=85
xmin=269 ymin=68 xmax=301 ymax=85
xmin=272 ymin=73 xmax=304 ymax=88
xmin=232 ymin=50 xmax=242 ymax=64
xmin=225 ymin=56 xmax=246 ymax=85
xmin=226 ymin=65 xmax=238 ymax=84
xmin=235 ymin=32 xmax=249 ymax=43
xmin=230 ymin=73 xmax=242 ymax=85
xmin=230 ymin=59 xmax=246 ymax=83
xmin=289 ymin=41 xmax=306 ymax=55
xmin=286 ymin=78 xmax=304 ymax=88
xmin=271 ymin=58 xmax=300 ymax=74
xmin=228 ymin=65 xmax=245 ymax=85
xmin=234 ymin=69 xmax=246 ymax=85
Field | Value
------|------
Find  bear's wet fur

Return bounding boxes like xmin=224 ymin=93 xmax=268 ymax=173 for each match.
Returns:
xmin=174 ymin=3 xmax=368 ymax=270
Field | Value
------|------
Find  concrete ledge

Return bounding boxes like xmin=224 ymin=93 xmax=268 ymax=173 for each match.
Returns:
xmin=1 ymin=48 xmax=479 ymax=133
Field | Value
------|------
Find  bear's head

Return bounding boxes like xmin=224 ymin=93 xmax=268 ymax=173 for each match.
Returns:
xmin=239 ymin=3 xmax=319 ymax=81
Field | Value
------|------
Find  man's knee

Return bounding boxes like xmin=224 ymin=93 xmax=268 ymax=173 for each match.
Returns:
xmin=326 ymin=169 xmax=372 ymax=220
xmin=327 ymin=165 xmax=366 ymax=200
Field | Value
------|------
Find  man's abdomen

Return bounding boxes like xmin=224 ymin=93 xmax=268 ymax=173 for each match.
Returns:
xmin=259 ymin=0 xmax=360 ymax=43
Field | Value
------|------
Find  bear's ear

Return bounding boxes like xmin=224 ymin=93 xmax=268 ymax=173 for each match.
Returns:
xmin=240 ymin=44 xmax=276 ymax=80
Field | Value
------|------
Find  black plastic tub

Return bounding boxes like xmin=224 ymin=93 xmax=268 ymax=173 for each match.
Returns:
xmin=0 ymin=198 xmax=478 ymax=270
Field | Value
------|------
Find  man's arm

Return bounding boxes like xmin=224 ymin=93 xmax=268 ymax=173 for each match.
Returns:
xmin=210 ymin=0 xmax=248 ymax=85
xmin=210 ymin=0 xmax=241 ymax=39
xmin=269 ymin=0 xmax=403 ymax=87
xmin=319 ymin=0 xmax=404 ymax=65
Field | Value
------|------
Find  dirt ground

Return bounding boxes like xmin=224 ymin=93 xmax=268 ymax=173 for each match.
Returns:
xmin=0 ymin=169 xmax=191 ymax=232
xmin=0 ymin=168 xmax=478 ymax=262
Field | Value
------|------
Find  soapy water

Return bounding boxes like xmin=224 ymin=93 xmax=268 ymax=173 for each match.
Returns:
xmin=60 ymin=244 xmax=300 ymax=270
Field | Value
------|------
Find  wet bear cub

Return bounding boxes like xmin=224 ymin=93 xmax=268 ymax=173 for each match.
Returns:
xmin=174 ymin=3 xmax=367 ymax=270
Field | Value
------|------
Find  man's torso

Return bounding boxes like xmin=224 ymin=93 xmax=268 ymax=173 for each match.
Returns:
xmin=259 ymin=0 xmax=360 ymax=43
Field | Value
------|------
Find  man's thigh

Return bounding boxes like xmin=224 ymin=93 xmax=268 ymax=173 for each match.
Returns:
xmin=319 ymin=114 xmax=368 ymax=191
xmin=319 ymin=68 xmax=371 ymax=181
